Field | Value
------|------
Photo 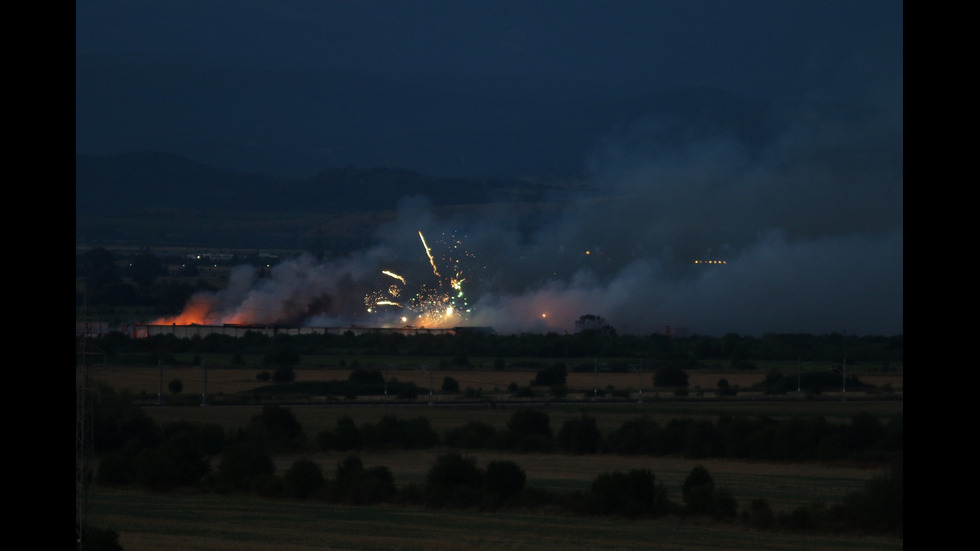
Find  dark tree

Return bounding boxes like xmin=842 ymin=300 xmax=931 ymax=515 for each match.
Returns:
xmin=574 ymin=314 xmax=615 ymax=335
xmin=483 ymin=460 xmax=526 ymax=508
xmin=506 ymin=409 xmax=554 ymax=451
xmin=282 ymin=459 xmax=326 ymax=499
xmin=682 ymin=465 xmax=716 ymax=515
xmin=441 ymin=376 xmax=460 ymax=393
xmin=248 ymin=404 xmax=304 ymax=451
xmin=77 ymin=524 xmax=123 ymax=551
xmin=330 ymin=456 xmax=396 ymax=505
xmin=557 ymin=414 xmax=602 ymax=454
xmin=654 ymin=366 xmax=689 ymax=388
xmin=444 ymin=421 xmax=498 ymax=449
xmin=716 ymin=378 xmax=736 ymax=396
xmin=317 ymin=415 xmax=362 ymax=451
xmin=423 ymin=452 xmax=484 ymax=509
xmin=588 ymin=469 xmax=668 ymax=518
xmin=532 ymin=364 xmax=567 ymax=386
xmin=216 ymin=439 xmax=275 ymax=492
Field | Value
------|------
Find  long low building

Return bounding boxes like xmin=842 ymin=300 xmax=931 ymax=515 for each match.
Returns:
xmin=123 ymin=323 xmax=462 ymax=339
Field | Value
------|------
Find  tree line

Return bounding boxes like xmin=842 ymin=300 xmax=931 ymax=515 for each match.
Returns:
xmin=89 ymin=327 xmax=902 ymax=370
xmin=88 ymin=384 xmax=901 ymax=538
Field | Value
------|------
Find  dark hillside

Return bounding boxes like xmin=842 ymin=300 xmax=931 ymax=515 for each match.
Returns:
xmin=76 ymin=152 xmax=556 ymax=216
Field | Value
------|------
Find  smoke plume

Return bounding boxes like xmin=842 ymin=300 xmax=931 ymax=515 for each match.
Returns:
xmin=164 ymin=97 xmax=902 ymax=337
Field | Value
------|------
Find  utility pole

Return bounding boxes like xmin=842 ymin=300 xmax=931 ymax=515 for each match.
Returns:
xmin=841 ymin=332 xmax=847 ymax=401
xmin=634 ymin=360 xmax=644 ymax=403
xmin=421 ymin=365 xmax=434 ymax=405
xmin=157 ymin=358 xmax=164 ymax=405
xmin=76 ymin=304 xmax=105 ymax=549
xmin=797 ymin=357 xmax=801 ymax=394
xmin=201 ymin=360 xmax=209 ymax=406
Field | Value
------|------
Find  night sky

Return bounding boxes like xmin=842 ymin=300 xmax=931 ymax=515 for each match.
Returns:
xmin=76 ymin=1 xmax=903 ymax=336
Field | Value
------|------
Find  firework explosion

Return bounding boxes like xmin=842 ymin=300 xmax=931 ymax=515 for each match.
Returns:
xmin=364 ymin=230 xmax=477 ymax=328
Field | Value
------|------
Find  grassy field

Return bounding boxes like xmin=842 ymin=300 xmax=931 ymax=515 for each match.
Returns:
xmin=87 ymin=486 xmax=902 ymax=551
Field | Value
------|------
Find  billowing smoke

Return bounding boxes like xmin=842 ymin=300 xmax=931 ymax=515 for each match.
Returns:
xmin=162 ymin=95 xmax=902 ymax=337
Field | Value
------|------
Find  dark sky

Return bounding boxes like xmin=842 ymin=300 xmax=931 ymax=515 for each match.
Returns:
xmin=76 ymin=1 xmax=901 ymax=101
xmin=76 ymin=1 xmax=903 ymax=336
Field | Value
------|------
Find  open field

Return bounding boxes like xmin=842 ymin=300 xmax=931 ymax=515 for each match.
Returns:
xmin=87 ymin=364 xmax=903 ymax=405
xmin=91 ymin=363 xmax=903 ymax=440
xmin=87 ymin=481 xmax=902 ymax=551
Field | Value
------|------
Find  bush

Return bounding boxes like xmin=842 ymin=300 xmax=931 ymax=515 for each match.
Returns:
xmin=215 ymin=439 xmax=275 ymax=492
xmin=835 ymin=454 xmax=903 ymax=535
xmin=682 ymin=465 xmax=737 ymax=519
xmin=248 ymin=404 xmax=304 ymax=451
xmin=360 ymin=415 xmax=440 ymax=449
xmin=557 ymin=414 xmax=601 ymax=454
xmin=444 ymin=421 xmax=497 ymax=449
xmin=716 ymin=378 xmax=737 ymax=396
xmin=587 ymin=469 xmax=669 ymax=518
xmin=604 ymin=416 xmax=661 ymax=455
xmin=329 ymin=455 xmax=398 ymax=505
xmin=317 ymin=415 xmax=361 ymax=451
xmin=441 ymin=376 xmax=460 ymax=393
xmin=742 ymin=498 xmax=775 ymax=530
xmin=423 ymin=452 xmax=484 ymax=509
xmin=682 ymin=465 xmax=715 ymax=515
xmin=483 ymin=460 xmax=526 ymax=509
xmin=506 ymin=409 xmax=554 ymax=451
xmin=282 ymin=459 xmax=326 ymax=499
xmin=532 ymin=364 xmax=567 ymax=386
xmin=77 ymin=524 xmax=123 ymax=551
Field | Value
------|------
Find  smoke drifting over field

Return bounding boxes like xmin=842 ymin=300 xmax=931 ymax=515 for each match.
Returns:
xmin=164 ymin=97 xmax=902 ymax=337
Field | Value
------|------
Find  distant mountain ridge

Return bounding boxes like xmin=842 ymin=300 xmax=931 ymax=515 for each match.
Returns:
xmin=75 ymin=151 xmax=556 ymax=217
xmin=75 ymin=55 xmax=774 ymax=181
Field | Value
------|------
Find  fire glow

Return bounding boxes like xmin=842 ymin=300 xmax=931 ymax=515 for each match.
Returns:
xmin=151 ymin=230 xmax=481 ymax=330
xmin=365 ymin=230 xmax=474 ymax=328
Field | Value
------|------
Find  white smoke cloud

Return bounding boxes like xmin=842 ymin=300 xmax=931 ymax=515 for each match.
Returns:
xmin=168 ymin=95 xmax=902 ymax=337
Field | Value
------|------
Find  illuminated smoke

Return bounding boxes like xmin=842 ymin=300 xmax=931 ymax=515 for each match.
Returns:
xmin=154 ymin=95 xmax=901 ymax=336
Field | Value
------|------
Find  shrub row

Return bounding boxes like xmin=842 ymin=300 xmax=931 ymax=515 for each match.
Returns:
xmin=89 ymin=388 xmax=901 ymax=536
xmin=88 ymin=329 xmax=903 ymax=366
xmin=321 ymin=409 xmax=902 ymax=464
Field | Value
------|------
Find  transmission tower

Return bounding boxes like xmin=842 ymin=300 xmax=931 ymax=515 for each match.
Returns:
xmin=76 ymin=319 xmax=104 ymax=548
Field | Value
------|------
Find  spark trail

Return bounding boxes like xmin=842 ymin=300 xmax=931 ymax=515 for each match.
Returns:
xmin=382 ymin=270 xmax=406 ymax=284
xmin=419 ymin=230 xmax=440 ymax=277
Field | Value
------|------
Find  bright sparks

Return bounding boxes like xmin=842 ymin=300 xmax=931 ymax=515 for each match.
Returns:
xmin=419 ymin=230 xmax=440 ymax=277
xmin=364 ymin=230 xmax=477 ymax=329
xmin=382 ymin=270 xmax=406 ymax=284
